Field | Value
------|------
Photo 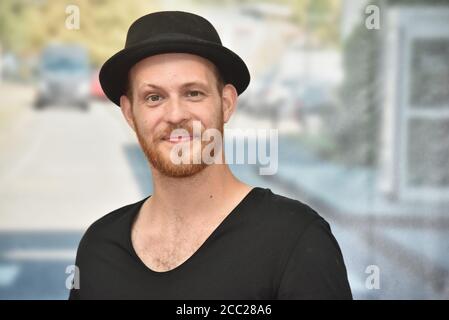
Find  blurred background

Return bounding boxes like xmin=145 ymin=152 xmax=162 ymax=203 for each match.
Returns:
xmin=1 ymin=0 xmax=448 ymax=299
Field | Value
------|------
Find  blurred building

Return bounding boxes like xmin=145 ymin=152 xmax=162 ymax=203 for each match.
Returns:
xmin=378 ymin=3 xmax=449 ymax=206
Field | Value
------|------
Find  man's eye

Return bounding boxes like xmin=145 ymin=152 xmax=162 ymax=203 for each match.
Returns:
xmin=146 ymin=94 xmax=162 ymax=102
xmin=187 ymin=90 xmax=203 ymax=97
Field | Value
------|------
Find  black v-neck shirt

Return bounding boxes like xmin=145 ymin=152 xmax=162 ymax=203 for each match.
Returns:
xmin=69 ymin=187 xmax=352 ymax=300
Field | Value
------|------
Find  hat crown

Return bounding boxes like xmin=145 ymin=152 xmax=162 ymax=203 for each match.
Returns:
xmin=125 ymin=11 xmax=222 ymax=48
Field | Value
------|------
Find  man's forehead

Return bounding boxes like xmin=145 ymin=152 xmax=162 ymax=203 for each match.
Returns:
xmin=131 ymin=53 xmax=215 ymax=75
xmin=130 ymin=53 xmax=217 ymax=88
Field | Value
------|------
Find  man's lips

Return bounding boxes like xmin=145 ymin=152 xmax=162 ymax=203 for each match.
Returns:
xmin=163 ymin=135 xmax=193 ymax=143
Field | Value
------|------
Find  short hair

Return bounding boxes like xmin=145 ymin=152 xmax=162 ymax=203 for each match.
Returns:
xmin=125 ymin=62 xmax=225 ymax=103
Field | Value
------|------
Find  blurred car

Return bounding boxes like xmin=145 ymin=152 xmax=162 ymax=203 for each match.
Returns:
xmin=283 ymin=78 xmax=335 ymax=109
xmin=238 ymin=65 xmax=278 ymax=116
xmin=257 ymin=45 xmax=342 ymax=120
xmin=90 ymin=69 xmax=107 ymax=100
xmin=34 ymin=44 xmax=91 ymax=111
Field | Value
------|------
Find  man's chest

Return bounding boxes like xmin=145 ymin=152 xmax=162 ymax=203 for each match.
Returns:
xmin=131 ymin=228 xmax=212 ymax=272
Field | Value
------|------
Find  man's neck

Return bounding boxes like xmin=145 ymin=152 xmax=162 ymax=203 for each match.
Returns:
xmin=145 ymin=164 xmax=252 ymax=227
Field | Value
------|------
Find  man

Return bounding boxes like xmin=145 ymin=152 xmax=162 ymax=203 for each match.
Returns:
xmin=69 ymin=11 xmax=352 ymax=300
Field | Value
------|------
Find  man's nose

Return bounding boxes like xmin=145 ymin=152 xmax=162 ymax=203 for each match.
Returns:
xmin=163 ymin=96 xmax=189 ymax=124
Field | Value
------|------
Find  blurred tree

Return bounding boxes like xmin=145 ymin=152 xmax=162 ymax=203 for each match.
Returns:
xmin=289 ymin=0 xmax=340 ymax=47
xmin=0 ymin=0 xmax=29 ymax=52
xmin=1 ymin=0 xmax=161 ymax=66
xmin=333 ymin=18 xmax=381 ymax=167
xmin=192 ymin=0 xmax=341 ymax=46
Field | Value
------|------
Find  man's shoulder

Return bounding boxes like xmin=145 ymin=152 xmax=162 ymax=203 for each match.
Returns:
xmin=257 ymin=188 xmax=324 ymax=228
xmin=79 ymin=197 xmax=148 ymax=244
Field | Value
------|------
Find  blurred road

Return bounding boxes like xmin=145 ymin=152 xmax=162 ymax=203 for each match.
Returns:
xmin=0 ymin=83 xmax=146 ymax=298
xmin=0 ymin=93 xmax=143 ymax=231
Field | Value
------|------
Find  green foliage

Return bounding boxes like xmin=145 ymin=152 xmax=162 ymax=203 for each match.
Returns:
xmin=0 ymin=0 xmax=29 ymax=52
xmin=0 ymin=0 xmax=159 ymax=65
xmin=332 ymin=21 xmax=382 ymax=167
xmin=192 ymin=0 xmax=341 ymax=46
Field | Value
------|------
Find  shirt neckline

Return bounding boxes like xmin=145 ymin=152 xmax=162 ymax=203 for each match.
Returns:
xmin=126 ymin=186 xmax=265 ymax=276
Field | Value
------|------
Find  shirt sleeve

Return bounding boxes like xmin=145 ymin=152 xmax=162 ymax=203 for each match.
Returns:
xmin=67 ymin=251 xmax=82 ymax=300
xmin=277 ymin=218 xmax=353 ymax=300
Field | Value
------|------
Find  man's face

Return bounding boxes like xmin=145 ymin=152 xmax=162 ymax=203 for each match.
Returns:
xmin=120 ymin=53 xmax=236 ymax=178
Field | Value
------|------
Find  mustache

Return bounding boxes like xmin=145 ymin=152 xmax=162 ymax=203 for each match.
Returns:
xmin=159 ymin=121 xmax=203 ymax=140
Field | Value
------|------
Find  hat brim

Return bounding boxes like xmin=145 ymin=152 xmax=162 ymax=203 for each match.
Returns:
xmin=99 ymin=37 xmax=251 ymax=106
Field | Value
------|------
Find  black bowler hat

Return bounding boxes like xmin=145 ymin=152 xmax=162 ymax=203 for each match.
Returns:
xmin=99 ymin=11 xmax=251 ymax=107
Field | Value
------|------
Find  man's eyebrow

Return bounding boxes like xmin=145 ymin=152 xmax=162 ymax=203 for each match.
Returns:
xmin=138 ymin=81 xmax=210 ymax=91
xmin=139 ymin=83 xmax=164 ymax=90
xmin=180 ymin=81 xmax=210 ymax=89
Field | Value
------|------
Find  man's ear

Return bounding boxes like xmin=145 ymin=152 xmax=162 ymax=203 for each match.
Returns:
xmin=221 ymin=84 xmax=238 ymax=124
xmin=120 ymin=95 xmax=136 ymax=132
